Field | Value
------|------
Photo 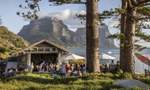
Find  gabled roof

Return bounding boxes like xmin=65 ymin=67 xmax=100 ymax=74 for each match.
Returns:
xmin=24 ymin=39 xmax=69 ymax=52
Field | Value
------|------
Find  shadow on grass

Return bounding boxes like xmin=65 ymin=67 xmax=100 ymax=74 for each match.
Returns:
xmin=6 ymin=75 xmax=79 ymax=85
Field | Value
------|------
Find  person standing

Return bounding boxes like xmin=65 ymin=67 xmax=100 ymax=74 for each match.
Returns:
xmin=66 ymin=63 xmax=71 ymax=77
xmin=60 ymin=63 xmax=66 ymax=77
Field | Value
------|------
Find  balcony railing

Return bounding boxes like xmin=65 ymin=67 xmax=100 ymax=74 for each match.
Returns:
xmin=24 ymin=47 xmax=58 ymax=53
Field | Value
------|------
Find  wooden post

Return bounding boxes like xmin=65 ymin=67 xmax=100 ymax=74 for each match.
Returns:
xmin=27 ymin=53 xmax=31 ymax=71
xmin=57 ymin=53 xmax=61 ymax=64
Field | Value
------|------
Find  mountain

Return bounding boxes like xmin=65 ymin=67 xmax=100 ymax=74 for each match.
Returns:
xmin=18 ymin=17 xmax=117 ymax=55
xmin=73 ymin=23 xmax=116 ymax=49
xmin=18 ymin=17 xmax=75 ymax=47
xmin=0 ymin=26 xmax=28 ymax=59
xmin=69 ymin=23 xmax=117 ymax=56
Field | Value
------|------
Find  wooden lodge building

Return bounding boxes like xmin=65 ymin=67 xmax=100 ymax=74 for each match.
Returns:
xmin=10 ymin=40 xmax=69 ymax=70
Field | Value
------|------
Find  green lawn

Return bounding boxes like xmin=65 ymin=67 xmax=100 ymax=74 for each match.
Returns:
xmin=0 ymin=73 xmax=149 ymax=90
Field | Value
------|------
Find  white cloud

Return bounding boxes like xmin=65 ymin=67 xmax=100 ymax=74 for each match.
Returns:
xmin=38 ymin=9 xmax=86 ymax=30
xmin=50 ymin=9 xmax=72 ymax=20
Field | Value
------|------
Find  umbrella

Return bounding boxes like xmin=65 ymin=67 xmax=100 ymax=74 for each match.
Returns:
xmin=59 ymin=53 xmax=85 ymax=63
xmin=65 ymin=53 xmax=85 ymax=60
xmin=101 ymin=53 xmax=116 ymax=60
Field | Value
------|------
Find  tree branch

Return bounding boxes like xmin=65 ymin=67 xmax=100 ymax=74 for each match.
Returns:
xmin=131 ymin=0 xmax=138 ymax=6
xmin=143 ymin=2 xmax=150 ymax=6
xmin=135 ymin=0 xmax=150 ymax=6
xmin=138 ymin=16 xmax=150 ymax=20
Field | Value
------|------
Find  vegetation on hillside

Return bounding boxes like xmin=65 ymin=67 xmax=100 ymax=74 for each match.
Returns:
xmin=0 ymin=26 xmax=28 ymax=59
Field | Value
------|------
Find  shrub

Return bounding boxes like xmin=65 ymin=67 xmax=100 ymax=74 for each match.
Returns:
xmin=118 ymin=72 xmax=133 ymax=79
xmin=81 ymin=73 xmax=101 ymax=80
xmin=0 ymin=47 xmax=9 ymax=53
xmin=140 ymin=77 xmax=150 ymax=85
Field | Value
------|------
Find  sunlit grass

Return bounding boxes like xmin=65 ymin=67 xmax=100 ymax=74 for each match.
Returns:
xmin=0 ymin=73 xmax=149 ymax=90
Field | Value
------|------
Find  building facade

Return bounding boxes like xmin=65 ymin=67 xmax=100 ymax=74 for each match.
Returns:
xmin=11 ymin=40 xmax=68 ymax=71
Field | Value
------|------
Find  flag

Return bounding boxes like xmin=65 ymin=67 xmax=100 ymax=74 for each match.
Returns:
xmin=135 ymin=53 xmax=150 ymax=66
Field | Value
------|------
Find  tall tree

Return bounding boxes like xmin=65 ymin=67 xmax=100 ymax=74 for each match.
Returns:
xmin=120 ymin=0 xmax=127 ymax=72
xmin=108 ymin=0 xmax=150 ymax=73
xmin=124 ymin=2 xmax=137 ymax=72
xmin=86 ymin=0 xmax=100 ymax=72
xmin=120 ymin=0 xmax=150 ymax=73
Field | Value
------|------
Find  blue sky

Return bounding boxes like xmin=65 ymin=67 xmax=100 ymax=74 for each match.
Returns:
xmin=0 ymin=0 xmax=120 ymax=34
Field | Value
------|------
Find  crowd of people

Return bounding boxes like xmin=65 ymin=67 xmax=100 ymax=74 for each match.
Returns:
xmin=100 ymin=61 xmax=120 ymax=73
xmin=1 ymin=60 xmax=120 ymax=77
xmin=30 ymin=61 xmax=86 ymax=77
xmin=29 ymin=60 xmax=120 ymax=77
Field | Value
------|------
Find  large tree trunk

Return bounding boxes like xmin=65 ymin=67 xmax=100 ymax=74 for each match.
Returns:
xmin=123 ymin=4 xmax=136 ymax=73
xmin=120 ymin=0 xmax=127 ymax=71
xmin=86 ymin=0 xmax=100 ymax=72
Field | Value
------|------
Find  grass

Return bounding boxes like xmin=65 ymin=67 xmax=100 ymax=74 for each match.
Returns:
xmin=0 ymin=73 xmax=149 ymax=90
xmin=140 ymin=76 xmax=150 ymax=86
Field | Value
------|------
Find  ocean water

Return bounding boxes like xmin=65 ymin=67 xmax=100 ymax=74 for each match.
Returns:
xmin=70 ymin=47 xmax=150 ymax=74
